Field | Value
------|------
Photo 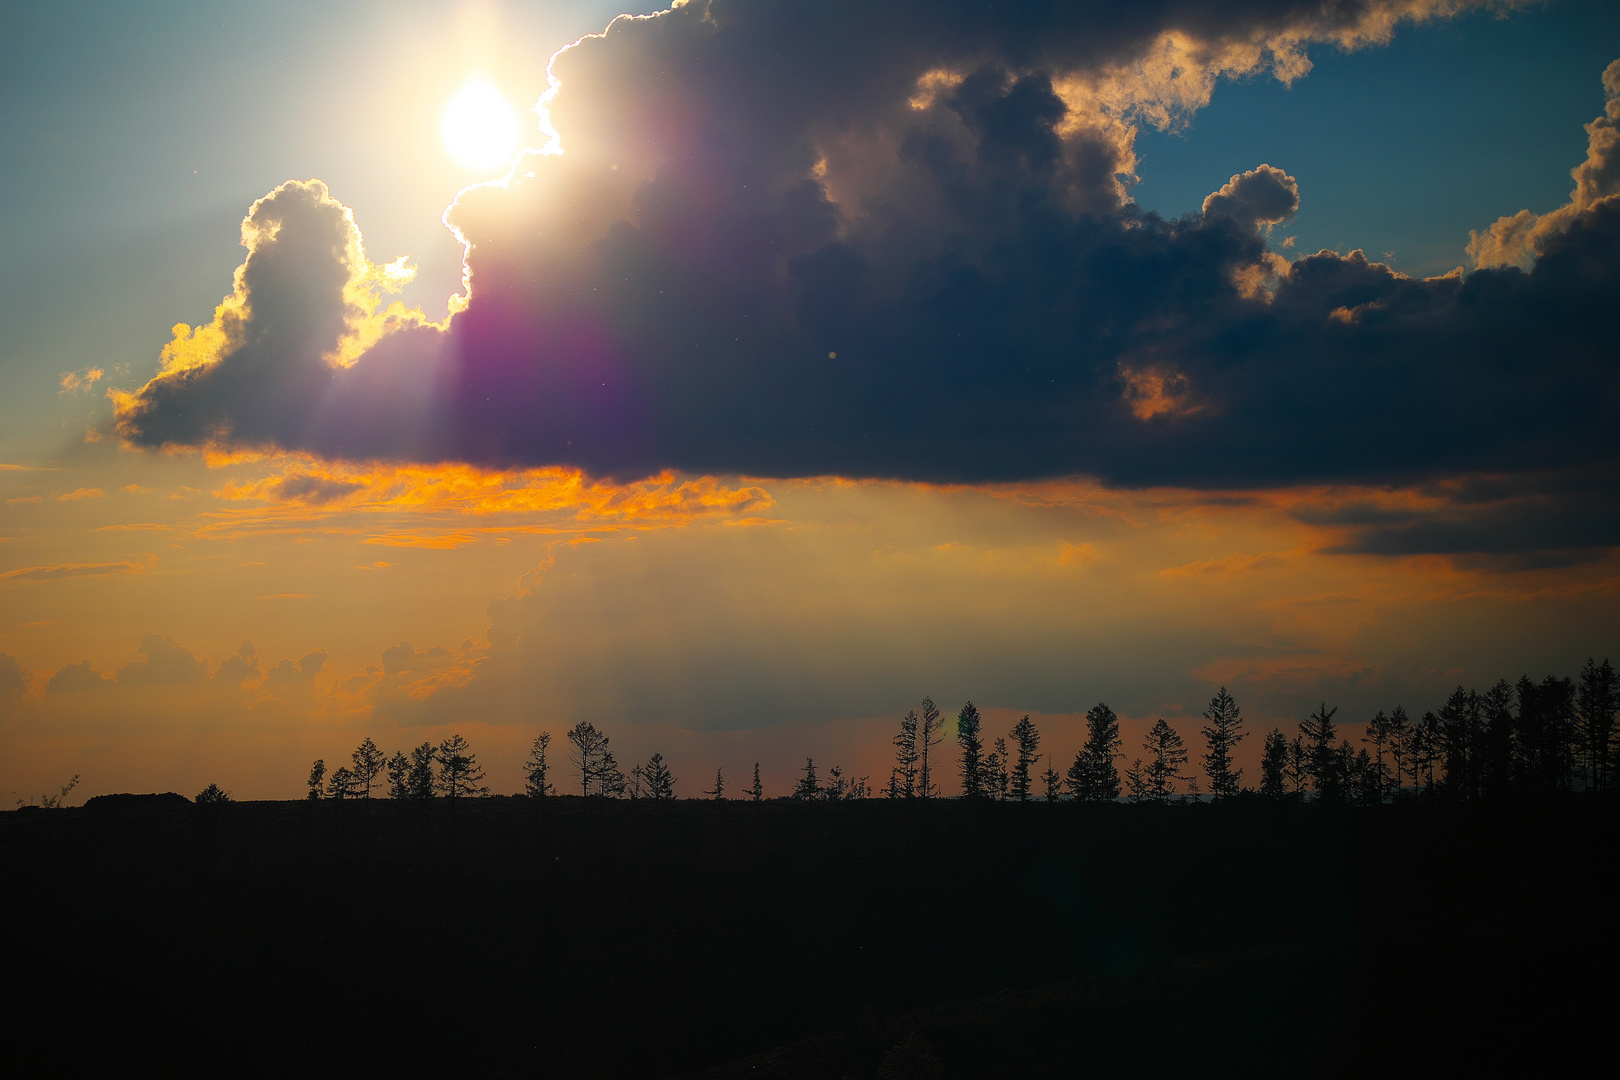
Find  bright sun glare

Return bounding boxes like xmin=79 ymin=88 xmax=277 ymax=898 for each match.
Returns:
xmin=442 ymin=79 xmax=521 ymax=170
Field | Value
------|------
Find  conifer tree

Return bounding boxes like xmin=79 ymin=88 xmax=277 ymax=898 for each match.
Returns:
xmin=644 ymin=753 xmax=675 ymax=800
xmin=793 ymin=757 xmax=820 ymax=800
xmin=386 ymin=750 xmax=410 ymax=799
xmin=826 ymin=764 xmax=849 ymax=800
xmin=1143 ymin=718 xmax=1188 ymax=802
xmin=630 ymin=764 xmax=645 ymax=799
xmin=1385 ymin=706 xmax=1411 ymax=800
xmin=351 ymin=737 xmax=386 ymax=798
xmin=524 ymin=732 xmax=553 ymax=798
xmin=1124 ymin=758 xmax=1148 ymax=802
xmin=326 ymin=766 xmax=359 ymax=799
xmin=1299 ymin=702 xmax=1341 ymax=801
xmin=596 ymin=750 xmax=627 ymax=797
xmin=889 ymin=709 xmax=919 ymax=798
xmin=1199 ymin=688 xmax=1246 ymax=799
xmin=1363 ymin=711 xmax=1392 ymax=803
xmin=706 ymin=766 xmax=725 ymax=799
xmin=1067 ymin=702 xmax=1122 ymax=802
xmin=566 ymin=721 xmax=609 ymax=796
xmin=1009 ymin=715 xmax=1040 ymax=801
xmin=405 ymin=742 xmax=436 ymax=799
xmin=1577 ymin=657 xmax=1617 ymax=792
xmin=307 ymin=759 xmax=326 ymax=800
xmin=436 ymin=734 xmax=489 ymax=798
xmin=1041 ymin=755 xmax=1062 ymax=801
xmin=1285 ymin=735 xmax=1309 ymax=800
xmin=1259 ymin=729 xmax=1288 ymax=799
xmin=986 ymin=736 xmax=1010 ymax=800
xmin=956 ymin=702 xmax=986 ymax=799
xmin=1413 ymin=712 xmax=1442 ymax=796
xmin=1437 ymin=687 xmax=1480 ymax=801
xmin=747 ymin=762 xmax=764 ymax=801
xmin=918 ymin=698 xmax=944 ymax=799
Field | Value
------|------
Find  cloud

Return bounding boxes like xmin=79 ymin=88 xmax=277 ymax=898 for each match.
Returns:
xmin=265 ymin=648 xmax=328 ymax=686
xmin=213 ymin=641 xmax=261 ymax=686
xmin=47 ymin=660 xmax=109 ymax=693
xmin=58 ymin=488 xmax=105 ymax=501
xmin=0 ymin=653 xmax=26 ymax=695
xmin=111 ymin=0 xmax=1617 ymax=511
xmin=380 ymin=641 xmax=454 ymax=675
xmin=116 ymin=633 xmax=207 ymax=685
xmin=1469 ymin=60 xmax=1620 ymax=268
xmin=0 ymin=557 xmax=153 ymax=582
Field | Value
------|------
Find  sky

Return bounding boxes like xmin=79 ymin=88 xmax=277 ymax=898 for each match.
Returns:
xmin=3 ymin=0 xmax=1618 ymax=803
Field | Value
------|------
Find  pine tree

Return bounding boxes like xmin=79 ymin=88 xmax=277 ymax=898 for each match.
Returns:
xmin=747 ymin=762 xmax=764 ymax=801
xmin=1577 ymin=657 xmax=1617 ymax=792
xmin=1259 ymin=729 xmax=1288 ymax=799
xmin=1286 ymin=735 xmax=1309 ymax=800
xmin=596 ymin=750 xmax=627 ymax=797
xmin=793 ymin=757 xmax=820 ymax=800
xmin=1067 ymin=702 xmax=1122 ymax=802
xmin=326 ymin=766 xmax=359 ymax=799
xmin=1041 ymin=755 xmax=1062 ymax=801
xmin=1362 ymin=711 xmax=1392 ymax=803
xmin=706 ymin=766 xmax=725 ymax=799
xmin=629 ymin=764 xmax=645 ymax=799
xmin=1413 ymin=712 xmax=1442 ymax=796
xmin=524 ymin=732 xmax=553 ymax=798
xmin=1385 ymin=706 xmax=1411 ymax=800
xmin=889 ymin=709 xmax=919 ymax=798
xmin=386 ymin=750 xmax=410 ymax=799
xmin=1199 ymin=688 xmax=1246 ymax=799
xmin=644 ymin=753 xmax=675 ymax=801
xmin=1143 ymin=718 xmax=1188 ymax=802
xmin=825 ymin=764 xmax=849 ymax=801
xmin=918 ymin=698 xmax=944 ymax=799
xmin=956 ymin=702 xmax=986 ymax=799
xmin=1299 ymin=702 xmax=1340 ymax=801
xmin=1124 ymin=758 xmax=1149 ymax=802
xmin=405 ymin=742 xmax=436 ymax=799
xmin=567 ymin=721 xmax=610 ymax=796
xmin=1009 ymin=715 xmax=1040 ymax=801
xmin=351 ymin=737 xmax=386 ymax=798
xmin=195 ymin=783 xmax=232 ymax=805
xmin=986 ymin=737 xmax=1010 ymax=800
xmin=307 ymin=759 xmax=326 ymax=800
xmin=1437 ymin=687 xmax=1480 ymax=801
xmin=436 ymin=734 xmax=489 ymax=799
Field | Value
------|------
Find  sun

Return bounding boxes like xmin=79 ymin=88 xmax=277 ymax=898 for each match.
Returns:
xmin=442 ymin=79 xmax=521 ymax=170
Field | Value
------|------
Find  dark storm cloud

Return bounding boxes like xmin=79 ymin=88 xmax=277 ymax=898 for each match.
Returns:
xmin=116 ymin=0 xmax=1617 ymax=514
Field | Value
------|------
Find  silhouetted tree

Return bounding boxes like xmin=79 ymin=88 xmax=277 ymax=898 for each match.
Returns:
xmin=1300 ymin=702 xmax=1341 ymax=801
xmin=706 ymin=766 xmax=725 ymax=799
xmin=889 ymin=709 xmax=919 ymax=798
xmin=405 ymin=743 xmax=436 ymax=800
xmin=195 ymin=783 xmax=232 ymax=804
xmin=1260 ymin=729 xmax=1288 ymax=799
xmin=826 ymin=764 xmax=850 ymax=800
xmin=1199 ymin=687 xmax=1246 ymax=799
xmin=1041 ymin=755 xmax=1062 ymax=801
xmin=793 ymin=758 xmax=820 ymax=800
xmin=326 ymin=766 xmax=359 ymax=799
xmin=1286 ymin=735 xmax=1309 ymax=800
xmin=524 ymin=732 xmax=553 ymax=798
xmin=1347 ymin=744 xmax=1380 ymax=807
xmin=567 ymin=721 xmax=610 ymax=796
xmin=1386 ymin=705 xmax=1412 ymax=800
xmin=918 ymin=697 xmax=944 ymax=799
xmin=629 ymin=764 xmax=645 ymax=799
xmin=986 ymin=736 xmax=1010 ymax=800
xmin=596 ymin=750 xmax=627 ymax=797
xmin=307 ymin=759 xmax=326 ymax=800
xmin=386 ymin=750 xmax=410 ymax=799
xmin=1413 ymin=712 xmax=1442 ymax=797
xmin=1009 ymin=715 xmax=1040 ymax=801
xmin=1144 ymin=718 xmax=1188 ymax=802
xmin=1124 ymin=758 xmax=1148 ymax=802
xmin=644 ymin=753 xmax=675 ymax=801
xmin=1438 ymin=687 xmax=1481 ymax=801
xmin=1577 ymin=657 xmax=1617 ymax=792
xmin=1067 ymin=702 xmax=1122 ymax=802
xmin=747 ymin=762 xmax=764 ymax=801
xmin=1481 ymin=680 xmax=1516 ymax=800
xmin=436 ymin=734 xmax=489 ymax=799
xmin=1363 ymin=711 xmax=1392 ymax=803
xmin=956 ymin=702 xmax=986 ymax=799
xmin=351 ymin=737 xmax=386 ymax=798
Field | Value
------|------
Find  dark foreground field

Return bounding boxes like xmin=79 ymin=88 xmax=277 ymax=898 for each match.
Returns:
xmin=3 ymin=794 xmax=1615 ymax=1077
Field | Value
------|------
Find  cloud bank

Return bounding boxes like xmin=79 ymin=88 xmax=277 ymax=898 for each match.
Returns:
xmin=114 ymin=0 xmax=1617 ymax=500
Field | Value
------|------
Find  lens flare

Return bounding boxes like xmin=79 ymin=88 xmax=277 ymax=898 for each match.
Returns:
xmin=442 ymin=79 xmax=520 ymax=170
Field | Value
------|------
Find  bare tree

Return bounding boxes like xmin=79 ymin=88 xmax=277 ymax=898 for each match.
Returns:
xmin=705 ymin=767 xmax=725 ymax=799
xmin=888 ymin=709 xmax=919 ymax=798
xmin=567 ymin=721 xmax=610 ymax=796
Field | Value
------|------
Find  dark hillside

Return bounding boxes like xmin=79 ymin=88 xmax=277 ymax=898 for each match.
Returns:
xmin=3 ymin=795 xmax=1614 ymax=1077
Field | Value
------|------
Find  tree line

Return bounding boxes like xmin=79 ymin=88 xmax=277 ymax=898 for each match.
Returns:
xmin=297 ymin=658 xmax=1617 ymax=805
